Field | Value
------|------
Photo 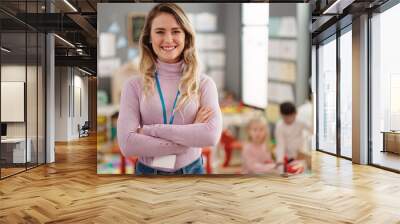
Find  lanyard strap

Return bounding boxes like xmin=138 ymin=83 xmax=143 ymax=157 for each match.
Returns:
xmin=155 ymin=72 xmax=180 ymax=124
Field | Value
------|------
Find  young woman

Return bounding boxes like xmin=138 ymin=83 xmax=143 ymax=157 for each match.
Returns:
xmin=117 ymin=3 xmax=222 ymax=175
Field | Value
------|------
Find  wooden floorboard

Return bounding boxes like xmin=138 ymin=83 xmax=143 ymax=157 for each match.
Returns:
xmin=0 ymin=136 xmax=400 ymax=223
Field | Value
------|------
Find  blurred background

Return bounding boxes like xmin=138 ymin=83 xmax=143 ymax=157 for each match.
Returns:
xmin=96 ymin=3 xmax=312 ymax=175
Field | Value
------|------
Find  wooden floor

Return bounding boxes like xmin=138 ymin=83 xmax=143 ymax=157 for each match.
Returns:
xmin=1 ymin=163 xmax=45 ymax=178
xmin=0 ymin=167 xmax=26 ymax=178
xmin=1 ymin=136 xmax=400 ymax=223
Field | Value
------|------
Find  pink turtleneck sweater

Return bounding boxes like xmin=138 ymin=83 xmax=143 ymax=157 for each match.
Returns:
xmin=117 ymin=60 xmax=222 ymax=171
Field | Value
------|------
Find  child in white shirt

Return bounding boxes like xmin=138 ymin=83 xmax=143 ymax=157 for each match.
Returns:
xmin=274 ymin=102 xmax=312 ymax=173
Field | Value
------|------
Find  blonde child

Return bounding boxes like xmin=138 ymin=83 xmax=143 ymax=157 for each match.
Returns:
xmin=241 ymin=116 xmax=277 ymax=174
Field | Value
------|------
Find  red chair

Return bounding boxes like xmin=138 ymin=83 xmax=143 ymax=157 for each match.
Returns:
xmin=112 ymin=143 xmax=137 ymax=174
xmin=219 ymin=130 xmax=242 ymax=167
xmin=202 ymin=147 xmax=212 ymax=174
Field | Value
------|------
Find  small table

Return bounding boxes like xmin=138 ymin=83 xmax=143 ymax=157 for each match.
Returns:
xmin=381 ymin=131 xmax=400 ymax=154
xmin=1 ymin=138 xmax=32 ymax=164
xmin=222 ymin=106 xmax=260 ymax=139
xmin=222 ymin=107 xmax=258 ymax=129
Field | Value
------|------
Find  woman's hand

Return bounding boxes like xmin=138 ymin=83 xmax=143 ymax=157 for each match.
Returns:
xmin=194 ymin=106 xmax=213 ymax=123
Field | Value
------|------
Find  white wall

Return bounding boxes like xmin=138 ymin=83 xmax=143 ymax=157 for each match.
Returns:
xmin=55 ymin=66 xmax=68 ymax=141
xmin=1 ymin=65 xmax=34 ymax=137
xmin=1 ymin=65 xmax=26 ymax=130
xmin=55 ymin=67 xmax=89 ymax=141
xmin=71 ymin=73 xmax=89 ymax=138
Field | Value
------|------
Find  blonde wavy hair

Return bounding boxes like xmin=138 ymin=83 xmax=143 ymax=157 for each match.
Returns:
xmin=138 ymin=3 xmax=200 ymax=111
xmin=246 ymin=115 xmax=270 ymax=143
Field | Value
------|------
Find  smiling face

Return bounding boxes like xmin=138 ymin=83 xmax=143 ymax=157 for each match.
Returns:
xmin=150 ymin=12 xmax=186 ymax=63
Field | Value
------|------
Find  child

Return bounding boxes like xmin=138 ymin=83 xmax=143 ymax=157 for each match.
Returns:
xmin=220 ymin=91 xmax=238 ymax=108
xmin=241 ymin=116 xmax=277 ymax=174
xmin=274 ymin=102 xmax=312 ymax=174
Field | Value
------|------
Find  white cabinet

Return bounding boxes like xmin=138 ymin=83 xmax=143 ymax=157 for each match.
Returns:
xmin=1 ymin=138 xmax=32 ymax=163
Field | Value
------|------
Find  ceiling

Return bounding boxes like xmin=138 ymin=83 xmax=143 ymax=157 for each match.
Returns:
xmin=4 ymin=0 xmax=392 ymax=73
xmin=0 ymin=0 xmax=172 ymax=74
xmin=0 ymin=0 xmax=99 ymax=74
xmin=311 ymin=0 xmax=390 ymax=43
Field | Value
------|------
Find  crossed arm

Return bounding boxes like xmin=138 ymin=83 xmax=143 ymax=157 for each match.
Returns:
xmin=117 ymin=77 xmax=222 ymax=158
xmin=117 ymin=80 xmax=186 ymax=157
xmin=141 ymin=78 xmax=222 ymax=148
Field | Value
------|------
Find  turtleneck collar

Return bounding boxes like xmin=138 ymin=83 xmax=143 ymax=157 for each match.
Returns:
xmin=155 ymin=59 xmax=184 ymax=78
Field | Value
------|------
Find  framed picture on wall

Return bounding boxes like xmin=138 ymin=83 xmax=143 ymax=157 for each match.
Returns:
xmin=127 ymin=13 xmax=146 ymax=47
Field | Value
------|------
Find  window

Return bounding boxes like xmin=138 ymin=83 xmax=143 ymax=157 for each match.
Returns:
xmin=241 ymin=3 xmax=269 ymax=108
xmin=339 ymin=28 xmax=352 ymax=158
xmin=371 ymin=3 xmax=400 ymax=171
xmin=317 ymin=36 xmax=337 ymax=154
xmin=0 ymin=1 xmax=47 ymax=179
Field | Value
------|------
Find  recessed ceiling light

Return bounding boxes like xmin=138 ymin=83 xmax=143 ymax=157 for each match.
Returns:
xmin=78 ymin=67 xmax=92 ymax=76
xmin=1 ymin=47 xmax=11 ymax=53
xmin=322 ymin=0 xmax=354 ymax=15
xmin=54 ymin=34 xmax=75 ymax=48
xmin=63 ymin=0 xmax=78 ymax=12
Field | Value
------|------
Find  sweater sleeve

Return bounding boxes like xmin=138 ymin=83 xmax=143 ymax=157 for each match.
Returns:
xmin=141 ymin=76 xmax=222 ymax=148
xmin=117 ymin=78 xmax=186 ymax=157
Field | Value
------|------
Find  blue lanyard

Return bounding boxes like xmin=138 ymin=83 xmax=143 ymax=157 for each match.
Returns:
xmin=155 ymin=72 xmax=180 ymax=124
